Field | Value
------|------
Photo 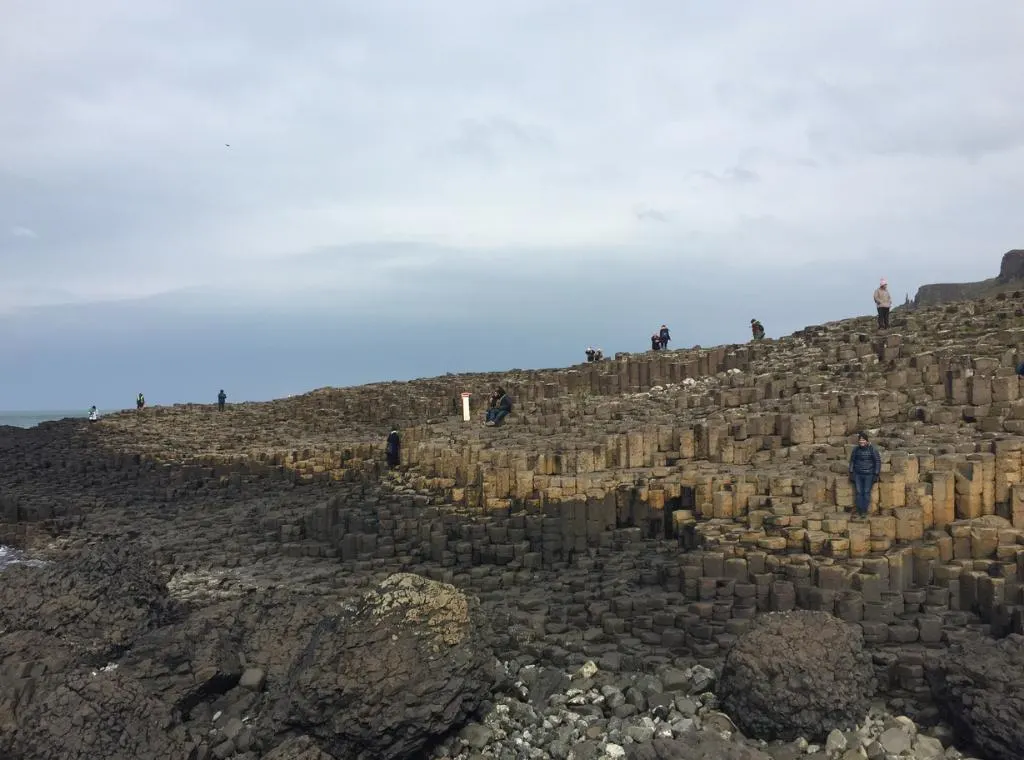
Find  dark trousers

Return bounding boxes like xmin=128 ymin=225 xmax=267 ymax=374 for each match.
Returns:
xmin=218 ymin=401 xmax=225 ymax=411
xmin=853 ymin=473 xmax=875 ymax=515
xmin=877 ymin=307 xmax=890 ymax=328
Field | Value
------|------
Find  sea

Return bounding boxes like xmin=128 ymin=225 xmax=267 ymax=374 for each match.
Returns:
xmin=0 ymin=410 xmax=87 ymax=428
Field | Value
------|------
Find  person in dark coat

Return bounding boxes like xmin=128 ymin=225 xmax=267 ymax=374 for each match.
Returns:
xmin=848 ymin=431 xmax=881 ymax=519
xmin=385 ymin=429 xmax=401 ymax=467
xmin=485 ymin=388 xmax=513 ymax=426
xmin=217 ymin=389 xmax=227 ymax=411
xmin=750 ymin=319 xmax=765 ymax=340
xmin=650 ymin=333 xmax=661 ymax=351
xmin=658 ymin=324 xmax=670 ymax=349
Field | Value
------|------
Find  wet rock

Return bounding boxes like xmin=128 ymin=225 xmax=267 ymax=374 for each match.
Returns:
xmin=717 ymin=611 xmax=875 ymax=743
xmin=925 ymin=634 xmax=1024 ymax=760
xmin=270 ymin=573 xmax=496 ymax=760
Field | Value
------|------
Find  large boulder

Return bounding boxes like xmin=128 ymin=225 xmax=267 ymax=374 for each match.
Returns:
xmin=716 ymin=610 xmax=875 ymax=742
xmin=925 ymin=633 xmax=1024 ymax=760
xmin=270 ymin=572 xmax=497 ymax=760
xmin=0 ymin=541 xmax=174 ymax=661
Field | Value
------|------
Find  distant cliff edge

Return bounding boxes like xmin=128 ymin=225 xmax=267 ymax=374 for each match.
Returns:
xmin=912 ymin=249 xmax=1024 ymax=308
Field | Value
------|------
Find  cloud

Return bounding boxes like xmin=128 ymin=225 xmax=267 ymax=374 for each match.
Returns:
xmin=9 ymin=226 xmax=37 ymax=238
xmin=0 ymin=0 xmax=1022 ymax=312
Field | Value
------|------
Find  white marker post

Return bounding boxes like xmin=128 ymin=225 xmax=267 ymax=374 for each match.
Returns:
xmin=461 ymin=392 xmax=472 ymax=422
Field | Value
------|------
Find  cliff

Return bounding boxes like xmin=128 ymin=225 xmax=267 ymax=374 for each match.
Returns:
xmin=912 ymin=249 xmax=1024 ymax=307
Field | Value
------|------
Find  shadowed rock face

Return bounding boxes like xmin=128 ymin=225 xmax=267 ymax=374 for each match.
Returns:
xmin=716 ymin=611 xmax=876 ymax=742
xmin=925 ymin=633 xmax=1024 ymax=760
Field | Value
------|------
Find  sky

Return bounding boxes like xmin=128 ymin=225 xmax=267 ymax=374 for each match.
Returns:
xmin=2 ymin=1 xmax=1024 ymax=410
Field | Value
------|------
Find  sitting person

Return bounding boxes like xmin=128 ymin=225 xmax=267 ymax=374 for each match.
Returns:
xmin=585 ymin=346 xmax=596 ymax=362
xmin=485 ymin=388 xmax=513 ymax=426
xmin=751 ymin=318 xmax=765 ymax=340
xmin=650 ymin=333 xmax=661 ymax=351
xmin=594 ymin=348 xmax=604 ymax=361
xmin=88 ymin=405 xmax=99 ymax=421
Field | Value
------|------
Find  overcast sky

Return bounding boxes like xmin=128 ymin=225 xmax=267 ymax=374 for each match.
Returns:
xmin=2 ymin=1 xmax=1023 ymax=409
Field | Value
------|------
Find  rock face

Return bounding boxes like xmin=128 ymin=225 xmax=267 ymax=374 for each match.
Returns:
xmin=0 ymin=541 xmax=174 ymax=661
xmin=912 ymin=248 xmax=1024 ymax=306
xmin=271 ymin=573 xmax=496 ymax=760
xmin=998 ymin=249 xmax=1024 ymax=282
xmin=716 ymin=610 xmax=875 ymax=742
xmin=925 ymin=633 xmax=1024 ymax=760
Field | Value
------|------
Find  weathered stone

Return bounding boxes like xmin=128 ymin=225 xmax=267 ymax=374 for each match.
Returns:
xmin=717 ymin=611 xmax=875 ymax=742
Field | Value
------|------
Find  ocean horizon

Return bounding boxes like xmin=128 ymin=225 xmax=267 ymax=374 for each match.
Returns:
xmin=0 ymin=410 xmax=88 ymax=428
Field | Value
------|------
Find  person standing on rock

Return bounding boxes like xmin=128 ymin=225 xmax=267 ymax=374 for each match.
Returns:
xmin=874 ymin=279 xmax=892 ymax=329
xmin=136 ymin=392 xmax=145 ymax=410
xmin=659 ymin=324 xmax=671 ymax=349
xmin=848 ymin=432 xmax=881 ymax=519
xmin=750 ymin=319 xmax=765 ymax=340
xmin=217 ymin=389 xmax=227 ymax=411
xmin=385 ymin=429 xmax=401 ymax=467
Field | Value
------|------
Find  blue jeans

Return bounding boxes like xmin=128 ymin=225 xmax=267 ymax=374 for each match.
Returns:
xmin=853 ymin=473 xmax=875 ymax=516
xmin=486 ymin=408 xmax=508 ymax=424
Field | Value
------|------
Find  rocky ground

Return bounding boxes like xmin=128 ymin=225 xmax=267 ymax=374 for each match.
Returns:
xmin=3 ymin=291 xmax=1024 ymax=759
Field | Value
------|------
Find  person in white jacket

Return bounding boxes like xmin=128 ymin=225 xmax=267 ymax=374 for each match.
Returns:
xmin=873 ymin=278 xmax=892 ymax=329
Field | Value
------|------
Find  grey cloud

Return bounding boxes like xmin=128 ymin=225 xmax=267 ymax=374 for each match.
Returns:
xmin=634 ymin=206 xmax=669 ymax=223
xmin=1 ymin=0 xmax=1022 ymax=313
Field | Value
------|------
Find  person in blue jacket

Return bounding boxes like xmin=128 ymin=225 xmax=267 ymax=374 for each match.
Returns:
xmin=848 ymin=431 xmax=881 ymax=519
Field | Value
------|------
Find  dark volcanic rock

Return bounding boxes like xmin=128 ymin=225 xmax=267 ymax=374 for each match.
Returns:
xmin=263 ymin=735 xmax=337 ymax=759
xmin=0 ymin=666 xmax=196 ymax=760
xmin=270 ymin=572 xmax=497 ymax=760
xmin=0 ymin=541 xmax=174 ymax=661
xmin=925 ymin=633 xmax=1024 ymax=760
xmin=117 ymin=615 xmax=244 ymax=714
xmin=716 ymin=610 xmax=875 ymax=742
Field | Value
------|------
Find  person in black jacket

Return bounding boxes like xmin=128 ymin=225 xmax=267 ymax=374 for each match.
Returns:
xmin=848 ymin=431 xmax=881 ymax=519
xmin=385 ymin=429 xmax=401 ymax=467
xmin=485 ymin=388 xmax=513 ymax=426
